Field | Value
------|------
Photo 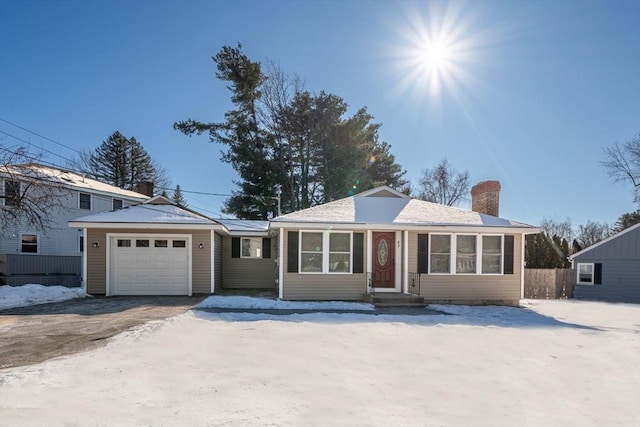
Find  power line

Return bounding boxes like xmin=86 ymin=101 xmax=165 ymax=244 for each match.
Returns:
xmin=0 ymin=131 xmax=76 ymax=165
xmin=0 ymin=118 xmax=82 ymax=155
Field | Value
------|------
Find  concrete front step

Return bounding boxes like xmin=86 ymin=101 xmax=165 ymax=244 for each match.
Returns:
xmin=364 ymin=293 xmax=427 ymax=308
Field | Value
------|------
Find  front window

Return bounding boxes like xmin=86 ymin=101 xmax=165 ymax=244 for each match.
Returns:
xmin=299 ymin=231 xmax=352 ymax=274
xmin=482 ymin=236 xmax=502 ymax=274
xmin=20 ymin=233 xmax=38 ymax=253
xmin=430 ymin=234 xmax=451 ymax=273
xmin=4 ymin=180 xmax=20 ymax=206
xmin=300 ymin=232 xmax=323 ymax=272
xmin=329 ymin=233 xmax=351 ymax=273
xmin=577 ymin=263 xmax=594 ymax=284
xmin=241 ymin=237 xmax=262 ymax=258
xmin=112 ymin=199 xmax=123 ymax=210
xmin=456 ymin=235 xmax=477 ymax=274
xmin=79 ymin=192 xmax=91 ymax=210
xmin=428 ymin=233 xmax=506 ymax=275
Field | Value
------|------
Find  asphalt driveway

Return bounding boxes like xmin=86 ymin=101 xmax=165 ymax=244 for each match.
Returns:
xmin=0 ymin=296 xmax=206 ymax=369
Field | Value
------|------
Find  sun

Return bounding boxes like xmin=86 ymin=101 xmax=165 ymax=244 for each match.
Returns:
xmin=388 ymin=2 xmax=483 ymax=97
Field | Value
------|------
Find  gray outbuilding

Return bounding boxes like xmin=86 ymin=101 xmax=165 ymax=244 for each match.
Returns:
xmin=569 ymin=223 xmax=640 ymax=303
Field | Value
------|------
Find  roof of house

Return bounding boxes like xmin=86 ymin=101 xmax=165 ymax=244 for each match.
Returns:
xmin=568 ymin=222 xmax=640 ymax=260
xmin=271 ymin=186 xmax=536 ymax=230
xmin=216 ymin=219 xmax=270 ymax=235
xmin=3 ymin=163 xmax=148 ymax=200
xmin=69 ymin=196 xmax=217 ymax=226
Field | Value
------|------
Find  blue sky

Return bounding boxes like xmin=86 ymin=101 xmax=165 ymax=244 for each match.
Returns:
xmin=1 ymin=0 xmax=638 ymax=228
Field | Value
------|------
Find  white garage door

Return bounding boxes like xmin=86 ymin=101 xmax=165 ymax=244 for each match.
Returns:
xmin=110 ymin=236 xmax=190 ymax=295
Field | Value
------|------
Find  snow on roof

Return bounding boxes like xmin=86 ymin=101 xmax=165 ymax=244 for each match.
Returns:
xmin=3 ymin=163 xmax=148 ymax=200
xmin=272 ymin=186 xmax=535 ymax=229
xmin=70 ymin=203 xmax=216 ymax=225
xmin=216 ymin=219 xmax=270 ymax=233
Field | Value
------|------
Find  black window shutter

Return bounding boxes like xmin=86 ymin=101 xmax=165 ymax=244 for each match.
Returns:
xmin=417 ymin=234 xmax=429 ymax=274
xmin=262 ymin=238 xmax=271 ymax=259
xmin=287 ymin=231 xmax=298 ymax=273
xmin=504 ymin=235 xmax=514 ymax=275
xmin=353 ymin=233 xmax=364 ymax=273
xmin=231 ymin=237 xmax=240 ymax=258
xmin=594 ymin=263 xmax=602 ymax=285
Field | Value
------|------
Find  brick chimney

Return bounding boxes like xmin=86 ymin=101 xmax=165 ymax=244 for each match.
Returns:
xmin=137 ymin=181 xmax=154 ymax=197
xmin=471 ymin=180 xmax=501 ymax=217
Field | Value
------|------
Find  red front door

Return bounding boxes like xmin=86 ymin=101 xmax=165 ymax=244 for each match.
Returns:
xmin=372 ymin=232 xmax=395 ymax=288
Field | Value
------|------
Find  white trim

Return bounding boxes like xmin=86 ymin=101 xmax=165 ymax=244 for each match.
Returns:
xmin=428 ymin=232 xmax=506 ymax=276
xmin=18 ymin=232 xmax=39 ymax=254
xmin=520 ymin=234 xmax=525 ymax=299
xmin=240 ymin=237 xmax=263 ymax=259
xmin=366 ymin=229 xmax=373 ymax=277
xmin=569 ymin=222 xmax=640 ymax=260
xmin=576 ymin=262 xmax=595 ymax=285
xmin=298 ymin=230 xmax=353 ymax=274
xmin=78 ymin=192 xmax=92 ymax=210
xmin=355 ymin=185 xmax=410 ymax=199
xmin=69 ymin=222 xmax=223 ymax=230
xmin=82 ymin=228 xmax=88 ymax=294
xmin=370 ymin=231 xmax=402 ymax=293
xmin=278 ymin=227 xmax=284 ymax=299
xmin=270 ymin=221 xmax=538 ymax=234
xmin=403 ymin=230 xmax=409 ymax=294
xmin=106 ymin=232 xmax=192 ymax=296
xmin=210 ymin=230 xmax=215 ymax=294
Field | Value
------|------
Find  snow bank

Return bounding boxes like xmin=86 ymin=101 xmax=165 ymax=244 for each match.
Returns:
xmin=0 ymin=284 xmax=85 ymax=310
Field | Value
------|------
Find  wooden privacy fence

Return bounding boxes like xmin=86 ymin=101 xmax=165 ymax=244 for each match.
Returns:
xmin=524 ymin=268 xmax=575 ymax=299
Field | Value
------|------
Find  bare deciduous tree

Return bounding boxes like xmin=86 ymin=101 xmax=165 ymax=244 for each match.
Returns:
xmin=416 ymin=158 xmax=470 ymax=206
xmin=1 ymin=144 xmax=69 ymax=232
xmin=601 ymin=133 xmax=640 ymax=204
xmin=575 ymin=220 xmax=611 ymax=249
xmin=540 ymin=217 xmax=573 ymax=242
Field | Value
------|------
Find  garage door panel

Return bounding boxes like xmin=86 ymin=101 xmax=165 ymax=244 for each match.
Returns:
xmin=110 ymin=236 xmax=190 ymax=296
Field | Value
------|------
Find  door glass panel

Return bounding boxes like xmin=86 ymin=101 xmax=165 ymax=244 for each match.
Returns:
xmin=117 ymin=239 xmax=131 ymax=247
xmin=154 ymin=240 xmax=168 ymax=248
xmin=136 ymin=240 xmax=149 ymax=248
xmin=377 ymin=238 xmax=389 ymax=267
xmin=173 ymin=240 xmax=186 ymax=248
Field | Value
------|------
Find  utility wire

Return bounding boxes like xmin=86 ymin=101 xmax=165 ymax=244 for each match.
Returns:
xmin=0 ymin=118 xmax=82 ymax=155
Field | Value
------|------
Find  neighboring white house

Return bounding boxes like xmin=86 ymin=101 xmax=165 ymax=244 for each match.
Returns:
xmin=1 ymin=164 xmax=149 ymax=285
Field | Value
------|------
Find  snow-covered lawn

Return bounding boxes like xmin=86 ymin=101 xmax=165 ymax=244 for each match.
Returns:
xmin=1 ymin=299 xmax=638 ymax=427
xmin=0 ymin=284 xmax=85 ymax=310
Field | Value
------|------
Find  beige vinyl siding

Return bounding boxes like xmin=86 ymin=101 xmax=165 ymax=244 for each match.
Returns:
xmin=221 ymin=236 xmax=276 ymax=289
xmin=408 ymin=231 xmax=522 ymax=303
xmin=85 ymin=228 xmax=211 ymax=295
xmin=282 ymin=229 xmax=367 ymax=300
xmin=214 ymin=232 xmax=223 ymax=292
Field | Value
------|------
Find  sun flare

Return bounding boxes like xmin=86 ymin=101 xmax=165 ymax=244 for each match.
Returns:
xmin=389 ymin=2 xmax=483 ymax=97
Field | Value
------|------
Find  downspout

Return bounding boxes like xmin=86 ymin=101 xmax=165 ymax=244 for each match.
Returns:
xmin=278 ymin=227 xmax=284 ymax=299
xmin=520 ymin=234 xmax=526 ymax=300
xmin=82 ymin=227 xmax=88 ymax=295
xmin=210 ymin=230 xmax=215 ymax=294
xmin=403 ymin=230 xmax=409 ymax=294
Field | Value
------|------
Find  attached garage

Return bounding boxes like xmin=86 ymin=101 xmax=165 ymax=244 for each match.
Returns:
xmin=109 ymin=235 xmax=191 ymax=295
xmin=69 ymin=196 xmax=223 ymax=296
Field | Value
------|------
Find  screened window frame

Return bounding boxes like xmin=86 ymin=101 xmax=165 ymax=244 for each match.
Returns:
xmin=428 ymin=233 xmax=453 ymax=274
xmin=79 ymin=192 xmax=91 ymax=210
xmin=298 ymin=230 xmax=353 ymax=274
xmin=19 ymin=232 xmax=39 ymax=254
xmin=240 ymin=237 xmax=263 ymax=259
xmin=428 ymin=233 xmax=506 ymax=276
xmin=3 ymin=179 xmax=21 ymax=207
xmin=481 ymin=234 xmax=504 ymax=275
xmin=576 ymin=263 xmax=595 ymax=285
